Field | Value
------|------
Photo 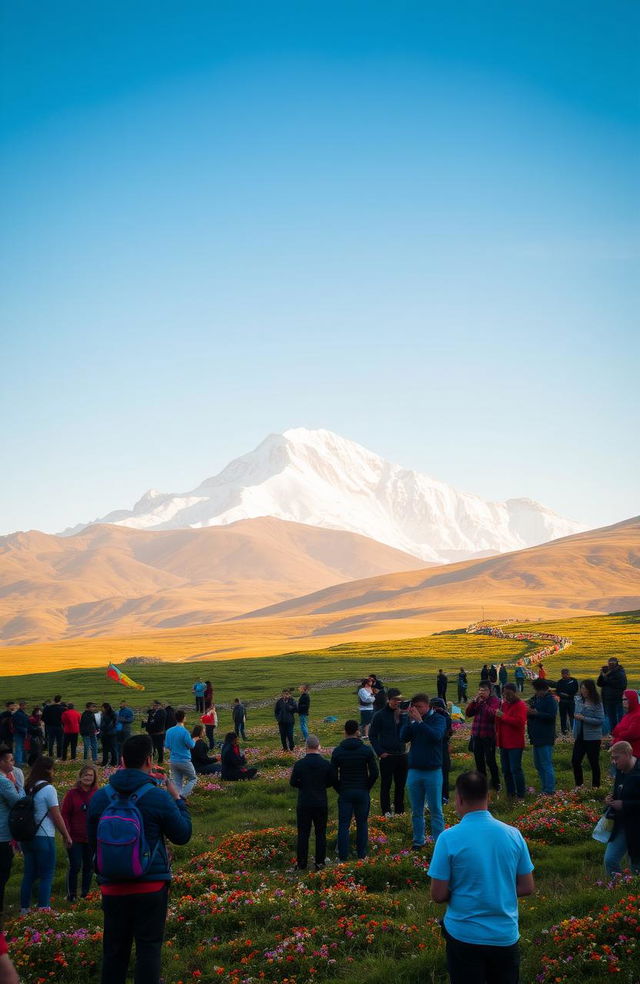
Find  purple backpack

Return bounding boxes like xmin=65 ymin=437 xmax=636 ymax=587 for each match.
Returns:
xmin=96 ymin=783 xmax=157 ymax=880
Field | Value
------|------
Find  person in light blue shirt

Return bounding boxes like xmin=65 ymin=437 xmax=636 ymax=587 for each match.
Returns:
xmin=164 ymin=711 xmax=197 ymax=798
xmin=428 ymin=770 xmax=534 ymax=984
xmin=192 ymin=680 xmax=206 ymax=714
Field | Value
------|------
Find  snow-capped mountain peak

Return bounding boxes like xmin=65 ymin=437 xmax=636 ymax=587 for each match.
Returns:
xmin=62 ymin=428 xmax=584 ymax=562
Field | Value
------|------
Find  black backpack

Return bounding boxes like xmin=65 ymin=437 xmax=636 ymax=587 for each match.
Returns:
xmin=9 ymin=781 xmax=49 ymax=841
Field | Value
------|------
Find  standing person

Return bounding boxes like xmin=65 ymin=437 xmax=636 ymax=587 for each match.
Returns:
xmin=290 ymin=735 xmax=337 ymax=871
xmin=430 ymin=698 xmax=453 ymax=803
xmin=369 ymin=688 xmax=409 ymax=816
xmin=514 ymin=666 xmax=526 ymax=693
xmin=480 ymin=665 xmax=490 ymax=683
xmin=457 ymin=669 xmax=468 ymax=703
xmin=572 ymin=680 xmax=605 ymax=789
xmin=0 ymin=749 xmax=24 ymax=930
xmin=527 ymin=679 xmax=558 ymax=795
xmin=297 ymin=685 xmax=311 ymax=742
xmin=437 ymin=670 xmax=448 ymax=700
xmin=164 ymin=711 xmax=197 ymax=798
xmin=87 ymin=734 xmax=192 ymax=984
xmin=220 ymin=733 xmax=258 ymax=781
xmin=555 ymin=669 xmax=579 ymax=735
xmin=537 ymin=664 xmax=547 ymax=680
xmin=19 ymin=756 xmax=73 ymax=914
xmin=489 ymin=665 xmax=498 ymax=693
xmin=10 ymin=704 xmax=28 ymax=768
xmin=428 ymin=771 xmax=535 ymax=984
xmin=371 ymin=675 xmax=387 ymax=712
xmin=603 ymin=741 xmax=640 ymax=876
xmin=61 ymin=765 xmax=98 ymax=901
xmin=99 ymin=703 xmax=118 ymax=768
xmin=116 ymin=700 xmax=135 ymax=759
xmin=0 ymin=703 xmax=16 ymax=752
xmin=400 ymin=694 xmax=447 ymax=848
xmin=164 ymin=706 xmax=177 ymax=730
xmin=357 ymin=679 xmax=375 ymax=738
xmin=597 ymin=658 xmax=628 ymax=732
xmin=274 ymin=690 xmax=297 ymax=752
xmin=331 ymin=720 xmax=378 ymax=861
xmin=232 ymin=699 xmax=247 ymax=741
xmin=496 ymin=684 xmax=528 ymax=800
xmin=465 ymin=682 xmax=501 ymax=791
xmin=27 ymin=708 xmax=44 ymax=765
xmin=192 ymin=679 xmax=206 ymax=714
xmin=203 ymin=681 xmax=213 ymax=712
xmin=201 ymin=706 xmax=217 ymax=750
xmin=498 ymin=664 xmax=508 ymax=696
xmin=189 ymin=726 xmax=221 ymax=775
xmin=61 ymin=703 xmax=81 ymax=761
xmin=144 ymin=702 xmax=166 ymax=765
xmin=80 ymin=703 xmax=99 ymax=762
xmin=612 ymin=690 xmax=640 ymax=757
xmin=42 ymin=696 xmax=65 ymax=759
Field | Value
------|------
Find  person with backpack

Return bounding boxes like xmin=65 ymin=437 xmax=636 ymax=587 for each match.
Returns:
xmin=0 ymin=748 xmax=24 ymax=930
xmin=87 ymin=734 xmax=192 ymax=984
xmin=164 ymin=711 xmax=197 ymax=798
xmin=61 ymin=765 xmax=98 ymax=901
xmin=99 ymin=703 xmax=118 ymax=767
xmin=16 ymin=756 xmax=72 ymax=914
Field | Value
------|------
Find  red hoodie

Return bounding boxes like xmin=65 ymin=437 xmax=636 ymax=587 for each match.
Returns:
xmin=612 ymin=690 xmax=640 ymax=757
xmin=495 ymin=697 xmax=528 ymax=749
xmin=61 ymin=786 xmax=96 ymax=842
xmin=61 ymin=708 xmax=81 ymax=734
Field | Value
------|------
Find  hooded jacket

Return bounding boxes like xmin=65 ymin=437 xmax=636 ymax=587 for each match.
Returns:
xmin=612 ymin=691 xmax=640 ymax=756
xmin=495 ymin=698 xmax=528 ymax=750
xmin=87 ymin=768 xmax=191 ymax=883
xmin=331 ymin=737 xmax=379 ymax=791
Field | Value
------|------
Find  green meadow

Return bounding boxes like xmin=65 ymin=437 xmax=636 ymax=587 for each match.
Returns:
xmin=2 ymin=610 xmax=639 ymax=983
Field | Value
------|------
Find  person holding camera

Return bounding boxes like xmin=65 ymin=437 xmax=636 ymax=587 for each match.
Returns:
xmin=597 ymin=658 xmax=628 ymax=732
xmin=465 ymin=682 xmax=501 ymax=791
xmin=400 ymin=694 xmax=447 ymax=848
xmin=369 ymin=688 xmax=409 ymax=816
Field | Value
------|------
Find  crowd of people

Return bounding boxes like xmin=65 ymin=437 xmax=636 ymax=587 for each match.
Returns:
xmin=0 ymin=657 xmax=638 ymax=984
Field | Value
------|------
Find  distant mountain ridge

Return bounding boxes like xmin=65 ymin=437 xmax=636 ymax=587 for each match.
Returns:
xmin=63 ymin=428 xmax=584 ymax=564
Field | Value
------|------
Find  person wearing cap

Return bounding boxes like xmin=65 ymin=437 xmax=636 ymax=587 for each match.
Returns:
xmin=369 ymin=689 xmax=409 ymax=816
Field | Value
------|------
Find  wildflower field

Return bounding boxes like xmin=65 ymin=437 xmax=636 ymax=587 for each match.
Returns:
xmin=3 ymin=610 xmax=640 ymax=982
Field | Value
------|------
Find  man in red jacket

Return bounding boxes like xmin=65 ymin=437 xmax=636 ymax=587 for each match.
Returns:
xmin=61 ymin=703 xmax=82 ymax=761
xmin=496 ymin=684 xmax=529 ymax=799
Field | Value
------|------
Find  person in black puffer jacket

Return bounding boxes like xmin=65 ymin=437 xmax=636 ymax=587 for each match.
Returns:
xmin=331 ymin=720 xmax=378 ymax=861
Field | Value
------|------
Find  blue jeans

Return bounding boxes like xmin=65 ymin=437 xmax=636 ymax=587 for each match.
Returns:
xmin=299 ymin=715 xmax=309 ymax=741
xmin=407 ymin=768 xmax=444 ymax=845
xmin=500 ymin=748 xmax=526 ymax=797
xmin=169 ymin=760 xmax=197 ymax=798
xmin=604 ymin=827 xmax=640 ymax=876
xmin=13 ymin=733 xmax=26 ymax=766
xmin=20 ymin=836 xmax=56 ymax=909
xmin=83 ymin=734 xmax=98 ymax=760
xmin=532 ymin=744 xmax=555 ymax=794
xmin=337 ymin=789 xmax=370 ymax=860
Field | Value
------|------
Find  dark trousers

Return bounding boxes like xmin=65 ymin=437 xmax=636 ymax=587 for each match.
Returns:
xmin=205 ymin=725 xmax=216 ymax=749
xmin=195 ymin=696 xmax=205 ymax=713
xmin=234 ymin=722 xmax=247 ymax=740
xmin=296 ymin=804 xmax=328 ymax=869
xmin=101 ymin=734 xmax=117 ymax=767
xmin=559 ymin=701 xmax=574 ymax=734
xmin=379 ymin=754 xmax=408 ymax=815
xmin=150 ymin=734 xmax=164 ymax=764
xmin=500 ymin=747 xmax=526 ymax=797
xmin=278 ymin=722 xmax=294 ymax=751
xmin=62 ymin=733 xmax=78 ymax=760
xmin=604 ymin=700 xmax=623 ymax=731
xmin=473 ymin=736 xmax=501 ymax=790
xmin=443 ymin=925 xmax=520 ymax=984
xmin=572 ymin=735 xmax=601 ymax=787
xmin=337 ymin=789 xmax=370 ymax=860
xmin=101 ymin=885 xmax=169 ymax=984
xmin=47 ymin=725 xmax=63 ymax=758
xmin=67 ymin=842 xmax=93 ymax=899
xmin=0 ymin=841 xmax=14 ymax=928
xmin=457 ymin=686 xmax=467 ymax=702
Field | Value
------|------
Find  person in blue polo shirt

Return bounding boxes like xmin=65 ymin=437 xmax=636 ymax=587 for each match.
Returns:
xmin=428 ymin=770 xmax=535 ymax=984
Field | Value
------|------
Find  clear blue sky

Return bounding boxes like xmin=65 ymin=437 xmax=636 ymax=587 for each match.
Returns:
xmin=1 ymin=0 xmax=638 ymax=535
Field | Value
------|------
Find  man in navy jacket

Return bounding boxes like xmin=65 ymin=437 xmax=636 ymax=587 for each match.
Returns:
xmin=400 ymin=694 xmax=447 ymax=848
xmin=369 ymin=688 xmax=409 ymax=816
xmin=290 ymin=734 xmax=337 ymax=870
xmin=331 ymin=720 xmax=379 ymax=860
xmin=88 ymin=734 xmax=192 ymax=984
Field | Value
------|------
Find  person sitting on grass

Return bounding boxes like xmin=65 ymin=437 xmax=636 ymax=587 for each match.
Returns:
xmin=190 ymin=726 xmax=221 ymax=775
xmin=220 ymin=732 xmax=257 ymax=781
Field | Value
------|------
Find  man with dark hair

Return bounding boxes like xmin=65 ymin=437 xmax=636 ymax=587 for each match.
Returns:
xmin=429 ymin=770 xmax=535 ymax=984
xmin=289 ymin=735 xmax=337 ymax=871
xmin=369 ymin=688 xmax=409 ymax=816
xmin=297 ymin=685 xmax=311 ymax=742
xmin=274 ymin=690 xmax=297 ymax=752
xmin=80 ymin=703 xmax=99 ymax=762
xmin=527 ymin=679 xmax=558 ymax=795
xmin=331 ymin=720 xmax=379 ymax=860
xmin=164 ymin=711 xmax=197 ymax=798
xmin=88 ymin=734 xmax=192 ymax=984
xmin=0 ymin=707 xmax=15 ymax=752
xmin=232 ymin=699 xmax=247 ymax=741
xmin=465 ymin=682 xmax=501 ymax=791
xmin=143 ymin=702 xmax=166 ymax=764
xmin=597 ymin=658 xmax=628 ymax=731
xmin=42 ymin=696 xmax=65 ymax=758
xmin=401 ymin=694 xmax=447 ymax=848
xmin=554 ymin=669 xmax=579 ymax=735
xmin=437 ymin=670 xmax=448 ymax=700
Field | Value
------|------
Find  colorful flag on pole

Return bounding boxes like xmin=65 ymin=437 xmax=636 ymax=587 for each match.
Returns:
xmin=106 ymin=663 xmax=145 ymax=691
